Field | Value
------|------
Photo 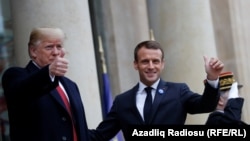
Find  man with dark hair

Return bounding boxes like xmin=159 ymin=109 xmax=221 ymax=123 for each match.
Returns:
xmin=89 ymin=40 xmax=224 ymax=140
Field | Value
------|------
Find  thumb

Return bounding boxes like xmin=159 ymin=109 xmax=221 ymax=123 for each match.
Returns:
xmin=203 ymin=55 xmax=208 ymax=63
xmin=60 ymin=48 xmax=65 ymax=58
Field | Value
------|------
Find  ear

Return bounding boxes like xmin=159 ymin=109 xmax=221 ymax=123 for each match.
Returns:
xmin=134 ymin=60 xmax=138 ymax=70
xmin=161 ymin=59 xmax=165 ymax=69
xmin=29 ymin=46 xmax=37 ymax=59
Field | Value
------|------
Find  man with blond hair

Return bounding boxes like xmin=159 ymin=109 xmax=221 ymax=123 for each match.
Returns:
xmin=2 ymin=27 xmax=90 ymax=141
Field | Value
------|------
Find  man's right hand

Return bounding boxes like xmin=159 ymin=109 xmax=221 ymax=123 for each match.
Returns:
xmin=49 ymin=57 xmax=69 ymax=76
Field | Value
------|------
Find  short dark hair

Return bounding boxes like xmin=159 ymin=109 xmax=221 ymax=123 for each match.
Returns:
xmin=134 ymin=40 xmax=164 ymax=61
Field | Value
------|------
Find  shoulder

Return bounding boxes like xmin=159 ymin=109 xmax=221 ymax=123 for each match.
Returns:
xmin=1 ymin=67 xmax=26 ymax=89
xmin=165 ymin=81 xmax=187 ymax=86
xmin=60 ymin=76 xmax=77 ymax=86
xmin=59 ymin=77 xmax=80 ymax=92
xmin=159 ymin=79 xmax=186 ymax=85
xmin=3 ymin=66 xmax=24 ymax=72
xmin=2 ymin=66 xmax=25 ymax=78
xmin=115 ymin=84 xmax=139 ymax=99
xmin=161 ymin=80 xmax=189 ymax=90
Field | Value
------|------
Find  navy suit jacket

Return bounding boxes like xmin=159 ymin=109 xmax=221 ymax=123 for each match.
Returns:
xmin=89 ymin=79 xmax=220 ymax=140
xmin=206 ymin=98 xmax=247 ymax=125
xmin=2 ymin=61 xmax=90 ymax=141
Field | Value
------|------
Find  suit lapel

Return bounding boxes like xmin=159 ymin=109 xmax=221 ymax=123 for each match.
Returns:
xmin=130 ymin=84 xmax=145 ymax=124
xmin=59 ymin=78 xmax=83 ymax=123
xmin=51 ymin=87 xmax=67 ymax=111
xmin=51 ymin=77 xmax=76 ymax=118
xmin=58 ymin=78 xmax=78 ymax=112
xmin=149 ymin=80 xmax=168 ymax=123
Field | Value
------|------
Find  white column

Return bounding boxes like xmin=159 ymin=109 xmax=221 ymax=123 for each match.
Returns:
xmin=228 ymin=0 xmax=250 ymax=123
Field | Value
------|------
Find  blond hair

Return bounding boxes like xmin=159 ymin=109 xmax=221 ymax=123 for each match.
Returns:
xmin=28 ymin=27 xmax=65 ymax=57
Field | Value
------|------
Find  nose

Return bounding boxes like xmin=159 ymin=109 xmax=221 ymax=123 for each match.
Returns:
xmin=60 ymin=48 xmax=65 ymax=57
xmin=148 ymin=61 xmax=154 ymax=68
xmin=52 ymin=47 xmax=60 ymax=55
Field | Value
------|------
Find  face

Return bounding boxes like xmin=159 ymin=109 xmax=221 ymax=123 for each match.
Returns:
xmin=134 ymin=47 xmax=164 ymax=86
xmin=30 ymin=35 xmax=64 ymax=68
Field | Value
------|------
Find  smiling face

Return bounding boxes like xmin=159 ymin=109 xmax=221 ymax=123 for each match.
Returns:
xmin=134 ymin=46 xmax=165 ymax=86
xmin=28 ymin=28 xmax=65 ymax=68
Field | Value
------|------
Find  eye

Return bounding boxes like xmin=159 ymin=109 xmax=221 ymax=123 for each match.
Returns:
xmin=141 ymin=60 xmax=149 ymax=65
xmin=57 ymin=45 xmax=63 ymax=50
xmin=45 ymin=45 xmax=54 ymax=50
xmin=153 ymin=60 xmax=160 ymax=64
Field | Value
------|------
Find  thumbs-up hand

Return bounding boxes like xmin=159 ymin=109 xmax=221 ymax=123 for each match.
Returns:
xmin=49 ymin=48 xmax=69 ymax=76
xmin=203 ymin=55 xmax=224 ymax=80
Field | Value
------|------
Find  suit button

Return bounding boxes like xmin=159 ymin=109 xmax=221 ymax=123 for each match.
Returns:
xmin=62 ymin=136 xmax=67 ymax=141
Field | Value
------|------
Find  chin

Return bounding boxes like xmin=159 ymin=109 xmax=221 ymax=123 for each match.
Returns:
xmin=147 ymin=78 xmax=157 ymax=83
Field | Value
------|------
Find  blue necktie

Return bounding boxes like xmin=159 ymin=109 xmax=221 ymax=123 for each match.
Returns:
xmin=143 ymin=87 xmax=152 ymax=124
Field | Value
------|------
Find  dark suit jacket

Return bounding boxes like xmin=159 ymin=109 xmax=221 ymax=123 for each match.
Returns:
xmin=89 ymin=79 xmax=220 ymax=141
xmin=206 ymin=98 xmax=247 ymax=125
xmin=2 ymin=61 xmax=90 ymax=141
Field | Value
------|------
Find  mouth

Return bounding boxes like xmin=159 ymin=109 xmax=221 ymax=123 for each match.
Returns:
xmin=146 ymin=71 xmax=155 ymax=77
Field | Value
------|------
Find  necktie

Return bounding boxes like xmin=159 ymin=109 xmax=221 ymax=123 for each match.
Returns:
xmin=143 ymin=87 xmax=152 ymax=124
xmin=56 ymin=86 xmax=78 ymax=141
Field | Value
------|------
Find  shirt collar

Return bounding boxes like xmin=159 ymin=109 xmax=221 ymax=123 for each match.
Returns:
xmin=32 ymin=60 xmax=41 ymax=69
xmin=138 ymin=78 xmax=160 ymax=93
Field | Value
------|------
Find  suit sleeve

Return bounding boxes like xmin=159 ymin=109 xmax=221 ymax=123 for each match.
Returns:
xmin=88 ymin=97 xmax=120 ymax=141
xmin=183 ymin=82 xmax=220 ymax=114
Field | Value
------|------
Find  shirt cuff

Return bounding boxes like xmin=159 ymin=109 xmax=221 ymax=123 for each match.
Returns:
xmin=206 ymin=79 xmax=219 ymax=88
xmin=50 ymin=74 xmax=55 ymax=82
